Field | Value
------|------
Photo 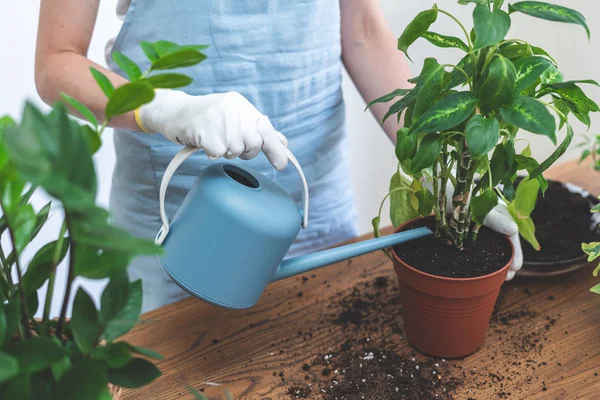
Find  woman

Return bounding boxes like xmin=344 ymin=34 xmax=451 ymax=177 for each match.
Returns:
xmin=36 ymin=0 xmax=522 ymax=312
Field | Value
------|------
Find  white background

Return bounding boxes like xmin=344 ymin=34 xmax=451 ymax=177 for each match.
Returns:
xmin=1 ymin=0 xmax=598 ymax=316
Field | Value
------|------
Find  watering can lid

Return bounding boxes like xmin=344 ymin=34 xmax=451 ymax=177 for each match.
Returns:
xmin=155 ymin=146 xmax=309 ymax=245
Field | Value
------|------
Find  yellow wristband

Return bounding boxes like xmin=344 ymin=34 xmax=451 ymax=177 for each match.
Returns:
xmin=134 ymin=108 xmax=153 ymax=134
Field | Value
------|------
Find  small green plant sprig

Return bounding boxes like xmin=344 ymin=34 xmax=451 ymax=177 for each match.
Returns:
xmin=370 ymin=0 xmax=598 ymax=251
xmin=583 ymin=201 xmax=600 ymax=294
xmin=0 ymin=41 xmax=206 ymax=399
xmin=577 ymin=133 xmax=600 ymax=171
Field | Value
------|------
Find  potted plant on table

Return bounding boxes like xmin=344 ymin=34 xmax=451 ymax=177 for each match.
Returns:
xmin=0 ymin=41 xmax=205 ymax=399
xmin=370 ymin=0 xmax=594 ymax=358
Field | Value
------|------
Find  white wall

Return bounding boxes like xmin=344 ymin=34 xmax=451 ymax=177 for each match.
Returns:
xmin=1 ymin=1 xmax=598 ymax=316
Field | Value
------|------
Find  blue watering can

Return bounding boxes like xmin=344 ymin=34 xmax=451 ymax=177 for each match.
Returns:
xmin=155 ymin=146 xmax=432 ymax=309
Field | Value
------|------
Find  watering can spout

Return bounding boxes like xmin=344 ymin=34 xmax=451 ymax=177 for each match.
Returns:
xmin=271 ymin=227 xmax=432 ymax=282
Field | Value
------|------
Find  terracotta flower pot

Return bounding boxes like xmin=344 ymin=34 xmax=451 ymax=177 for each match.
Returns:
xmin=391 ymin=219 xmax=513 ymax=358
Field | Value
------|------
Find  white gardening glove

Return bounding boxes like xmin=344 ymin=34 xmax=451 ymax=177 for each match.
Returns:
xmin=137 ymin=90 xmax=289 ymax=170
xmin=482 ymin=201 xmax=523 ymax=281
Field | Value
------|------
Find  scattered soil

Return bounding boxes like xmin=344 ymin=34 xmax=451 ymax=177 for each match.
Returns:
xmin=392 ymin=218 xmax=512 ymax=278
xmin=518 ymin=179 xmax=600 ymax=263
xmin=285 ymin=273 xmax=560 ymax=399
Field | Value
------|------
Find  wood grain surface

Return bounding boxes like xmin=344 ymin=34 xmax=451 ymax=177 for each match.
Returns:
xmin=122 ymin=159 xmax=600 ymax=400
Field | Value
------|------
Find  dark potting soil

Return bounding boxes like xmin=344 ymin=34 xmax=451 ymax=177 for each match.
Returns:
xmin=393 ymin=220 xmax=512 ymax=278
xmin=518 ymin=179 xmax=600 ymax=262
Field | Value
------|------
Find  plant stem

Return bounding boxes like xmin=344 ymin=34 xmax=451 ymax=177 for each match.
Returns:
xmin=469 ymin=224 xmax=481 ymax=244
xmin=437 ymin=9 xmax=473 ymax=49
xmin=449 ymin=140 xmax=473 ymax=249
xmin=42 ymin=220 xmax=68 ymax=329
xmin=438 ymin=143 xmax=450 ymax=238
xmin=5 ymin=220 xmax=31 ymax=338
xmin=56 ymin=216 xmax=74 ymax=338
xmin=0 ymin=245 xmax=14 ymax=298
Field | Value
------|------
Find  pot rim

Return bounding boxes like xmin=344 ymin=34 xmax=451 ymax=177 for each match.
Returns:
xmin=391 ymin=217 xmax=514 ymax=283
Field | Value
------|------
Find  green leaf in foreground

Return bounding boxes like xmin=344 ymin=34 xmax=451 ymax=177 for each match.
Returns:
xmin=103 ymin=280 xmax=143 ymax=342
xmin=530 ymin=124 xmax=573 ymax=178
xmin=422 ymin=31 xmax=468 ymax=51
xmin=151 ymin=50 xmax=206 ymax=71
xmin=72 ymin=288 xmax=102 ymax=354
xmin=0 ymin=352 xmax=19 ymax=385
xmin=500 ymin=96 xmax=556 ymax=143
xmin=145 ymin=73 xmax=194 ymax=89
xmin=508 ymin=178 xmax=541 ymax=250
xmin=509 ymin=1 xmax=590 ymax=38
xmin=5 ymin=336 xmax=67 ymax=374
xmin=398 ymin=6 xmax=438 ymax=60
xmin=471 ymin=189 xmax=499 ymax=226
xmin=389 ymin=172 xmax=419 ymax=228
xmin=478 ymin=55 xmax=517 ymax=114
xmin=410 ymin=134 xmax=443 ymax=173
xmin=53 ymin=359 xmax=112 ymax=400
xmin=90 ymin=67 xmax=115 ymax=98
xmin=413 ymin=58 xmax=448 ymax=120
xmin=465 ymin=115 xmax=500 ymax=158
xmin=395 ymin=128 xmax=418 ymax=163
xmin=108 ymin=358 xmax=161 ymax=388
xmin=112 ymin=51 xmax=143 ymax=81
xmin=105 ymin=81 xmax=155 ymax=120
xmin=409 ymin=92 xmax=477 ymax=134
xmin=365 ymin=88 xmax=411 ymax=110
xmin=473 ymin=5 xmax=511 ymax=49
xmin=513 ymin=56 xmax=553 ymax=93
xmin=61 ymin=93 xmax=99 ymax=127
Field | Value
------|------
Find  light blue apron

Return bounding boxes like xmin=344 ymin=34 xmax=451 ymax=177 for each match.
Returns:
xmin=108 ymin=0 xmax=358 ymax=312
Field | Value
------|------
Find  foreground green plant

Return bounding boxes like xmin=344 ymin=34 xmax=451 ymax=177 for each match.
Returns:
xmin=578 ymin=133 xmax=600 ymax=171
xmin=583 ymin=200 xmax=600 ymax=294
xmin=371 ymin=0 xmax=598 ymax=251
xmin=0 ymin=41 xmax=205 ymax=398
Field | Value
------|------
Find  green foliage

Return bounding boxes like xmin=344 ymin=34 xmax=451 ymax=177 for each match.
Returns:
xmin=370 ymin=1 xmax=597 ymax=250
xmin=584 ymin=197 xmax=600 ymax=294
xmin=0 ymin=40 xmax=200 ymax=397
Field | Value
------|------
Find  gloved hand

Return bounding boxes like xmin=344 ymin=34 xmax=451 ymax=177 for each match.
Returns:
xmin=137 ymin=90 xmax=289 ymax=170
xmin=482 ymin=201 xmax=523 ymax=281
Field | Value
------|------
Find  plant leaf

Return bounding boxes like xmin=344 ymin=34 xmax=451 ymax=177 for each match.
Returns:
xmin=395 ymin=128 xmax=418 ymax=163
xmin=90 ymin=67 xmax=115 ymax=98
xmin=449 ymin=55 xmax=473 ymax=89
xmin=530 ymin=124 xmax=573 ymax=178
xmin=409 ymin=92 xmax=477 ymax=134
xmin=389 ymin=172 xmax=420 ymax=228
xmin=365 ymin=89 xmax=411 ymax=110
xmin=422 ymin=31 xmax=468 ymax=51
xmin=140 ymin=41 xmax=159 ymax=62
xmin=397 ymin=6 xmax=439 ymax=60
xmin=500 ymin=96 xmax=556 ymax=142
xmin=410 ymin=134 xmax=443 ymax=173
xmin=22 ymin=239 xmax=69 ymax=295
xmin=413 ymin=58 xmax=448 ymax=120
xmin=93 ymin=342 xmax=134 ymax=368
xmin=471 ymin=189 xmax=499 ymax=226
xmin=72 ymin=288 xmax=102 ymax=354
xmin=543 ymin=79 xmax=599 ymax=90
xmin=372 ymin=216 xmax=381 ymax=238
xmin=473 ymin=5 xmax=511 ymax=50
xmin=0 ymin=352 xmax=19 ymax=385
xmin=105 ymin=81 xmax=155 ymax=120
xmin=415 ymin=189 xmax=435 ymax=216
xmin=465 ymin=115 xmax=500 ymax=158
xmin=151 ymin=49 xmax=206 ymax=71
xmin=383 ymin=92 xmax=417 ymax=123
xmin=5 ymin=336 xmax=67 ymax=374
xmin=513 ymin=56 xmax=553 ymax=93
xmin=108 ymin=358 xmax=161 ymax=388
xmin=129 ymin=345 xmax=164 ymax=360
xmin=60 ymin=93 xmax=99 ymax=127
xmin=509 ymin=1 xmax=590 ymax=38
xmin=478 ymin=55 xmax=517 ymax=114
xmin=582 ymin=242 xmax=600 ymax=262
xmin=145 ymin=73 xmax=194 ymax=89
xmin=508 ymin=177 xmax=541 ymax=250
xmin=112 ymin=51 xmax=143 ymax=81
xmin=53 ymin=359 xmax=111 ymax=400
xmin=0 ymin=375 xmax=30 ymax=400
xmin=590 ymin=283 xmax=600 ymax=294
xmin=103 ymin=280 xmax=143 ymax=341
xmin=101 ymin=274 xmax=130 ymax=325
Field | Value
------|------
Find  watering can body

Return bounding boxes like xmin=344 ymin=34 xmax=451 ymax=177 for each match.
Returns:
xmin=157 ymin=147 xmax=432 ymax=309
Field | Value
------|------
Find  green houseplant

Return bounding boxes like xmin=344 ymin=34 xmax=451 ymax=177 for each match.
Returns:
xmin=369 ymin=0 xmax=596 ymax=357
xmin=0 ymin=41 xmax=206 ymax=399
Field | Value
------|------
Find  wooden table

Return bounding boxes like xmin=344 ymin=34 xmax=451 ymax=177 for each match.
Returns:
xmin=122 ymin=160 xmax=600 ymax=400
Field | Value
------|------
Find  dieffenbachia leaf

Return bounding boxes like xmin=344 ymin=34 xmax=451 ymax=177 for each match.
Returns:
xmin=398 ymin=5 xmax=439 ymax=60
xmin=513 ymin=56 xmax=553 ymax=93
xmin=590 ymin=283 xmax=600 ymax=294
xmin=543 ymin=80 xmax=599 ymax=90
xmin=471 ymin=189 xmax=499 ymax=226
xmin=413 ymin=58 xmax=448 ymax=120
xmin=409 ymin=91 xmax=477 ymax=134
xmin=410 ymin=134 xmax=443 ymax=173
xmin=473 ymin=4 xmax=511 ymax=50
xmin=529 ymin=123 xmax=573 ymax=178
xmin=508 ymin=177 xmax=541 ymax=250
xmin=478 ymin=55 xmax=517 ymax=114
xmin=422 ymin=31 xmax=468 ymax=51
xmin=365 ymin=88 xmax=412 ymax=111
xmin=550 ymin=84 xmax=599 ymax=117
xmin=415 ymin=188 xmax=435 ymax=216
xmin=500 ymin=96 xmax=556 ymax=142
xmin=449 ymin=55 xmax=473 ymax=89
xmin=395 ymin=128 xmax=418 ymax=163
xmin=582 ymin=242 xmax=600 ymax=263
xmin=383 ymin=91 xmax=417 ymax=123
xmin=112 ymin=51 xmax=143 ymax=81
xmin=591 ymin=203 xmax=600 ymax=213
xmin=372 ymin=216 xmax=381 ymax=238
xmin=389 ymin=172 xmax=420 ymax=228
xmin=465 ymin=115 xmax=500 ymax=158
xmin=508 ymin=1 xmax=590 ymax=39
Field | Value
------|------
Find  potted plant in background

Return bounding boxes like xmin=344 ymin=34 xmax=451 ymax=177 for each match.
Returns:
xmin=0 ymin=40 xmax=205 ymax=399
xmin=370 ymin=0 xmax=595 ymax=358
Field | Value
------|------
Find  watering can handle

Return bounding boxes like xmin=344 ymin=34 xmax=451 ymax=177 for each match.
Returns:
xmin=155 ymin=146 xmax=309 ymax=245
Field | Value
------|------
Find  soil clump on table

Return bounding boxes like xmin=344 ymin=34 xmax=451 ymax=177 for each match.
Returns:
xmin=285 ymin=274 xmax=559 ymax=399
xmin=519 ymin=179 xmax=600 ymax=263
